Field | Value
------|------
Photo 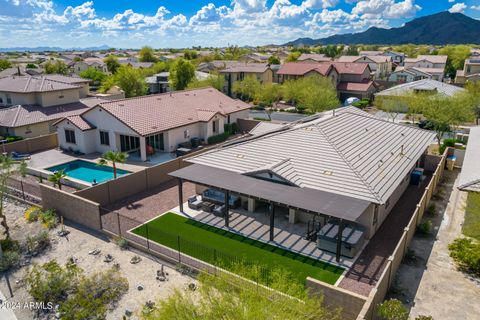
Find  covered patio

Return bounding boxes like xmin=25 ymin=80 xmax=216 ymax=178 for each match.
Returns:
xmin=170 ymin=164 xmax=371 ymax=262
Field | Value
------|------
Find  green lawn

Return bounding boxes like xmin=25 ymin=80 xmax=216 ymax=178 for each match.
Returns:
xmin=463 ymin=192 xmax=480 ymax=240
xmin=132 ymin=212 xmax=344 ymax=286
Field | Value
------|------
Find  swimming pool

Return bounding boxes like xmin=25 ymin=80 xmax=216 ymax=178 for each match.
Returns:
xmin=46 ymin=160 xmax=131 ymax=184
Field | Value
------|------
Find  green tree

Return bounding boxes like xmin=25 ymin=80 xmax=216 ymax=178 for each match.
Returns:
xmin=232 ymin=75 xmax=262 ymax=101
xmin=438 ymin=45 xmax=471 ymax=79
xmin=104 ymin=55 xmax=120 ymax=74
xmin=48 ymin=170 xmax=66 ymax=190
xmin=169 ymin=58 xmax=196 ymax=90
xmin=268 ymin=55 xmax=280 ymax=65
xmin=183 ymin=49 xmax=198 ymax=60
xmin=187 ymin=72 xmax=225 ymax=91
xmin=345 ymin=45 xmax=359 ymax=56
xmin=376 ymin=299 xmax=408 ymax=320
xmin=97 ymin=151 xmax=128 ymax=179
xmin=0 ymin=60 xmax=11 ymax=71
xmin=79 ymin=67 xmax=106 ymax=83
xmin=101 ymin=65 xmax=147 ymax=97
xmin=44 ymin=60 xmax=68 ymax=75
xmin=257 ymin=83 xmax=282 ymax=106
xmin=463 ymin=81 xmax=480 ymax=124
xmin=0 ymin=155 xmax=27 ymax=239
xmin=139 ymin=46 xmax=157 ymax=62
xmin=286 ymin=51 xmax=301 ymax=62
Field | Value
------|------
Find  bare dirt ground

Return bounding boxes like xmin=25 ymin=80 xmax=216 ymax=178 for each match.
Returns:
xmin=0 ymin=198 xmax=196 ymax=320
xmin=391 ymin=170 xmax=480 ymax=320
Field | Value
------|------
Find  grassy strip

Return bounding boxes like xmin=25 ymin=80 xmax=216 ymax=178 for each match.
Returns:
xmin=132 ymin=212 xmax=344 ymax=286
xmin=463 ymin=192 xmax=480 ymax=241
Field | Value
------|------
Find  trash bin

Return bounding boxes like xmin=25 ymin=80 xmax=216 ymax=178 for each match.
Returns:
xmin=446 ymin=155 xmax=456 ymax=171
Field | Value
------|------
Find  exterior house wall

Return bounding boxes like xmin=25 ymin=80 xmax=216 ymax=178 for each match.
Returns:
xmin=38 ymin=89 xmax=80 ymax=107
xmin=56 ymin=121 xmax=91 ymax=153
xmin=10 ymin=121 xmax=52 ymax=139
xmin=165 ymin=122 xmax=202 ymax=152
xmin=0 ymin=91 xmax=37 ymax=106
xmin=228 ymin=109 xmax=249 ymax=124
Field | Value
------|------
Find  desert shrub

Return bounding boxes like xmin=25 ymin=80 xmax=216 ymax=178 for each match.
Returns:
xmin=39 ymin=209 xmax=59 ymax=229
xmin=352 ymin=98 xmax=370 ymax=109
xmin=0 ymin=250 xmax=21 ymax=272
xmin=25 ymin=231 xmax=50 ymax=255
xmin=0 ymin=238 xmax=19 ymax=251
xmin=415 ymin=316 xmax=433 ymax=320
xmin=426 ymin=204 xmax=436 ymax=215
xmin=116 ymin=237 xmax=128 ymax=250
xmin=377 ymin=299 xmax=408 ymax=320
xmin=417 ymin=220 xmax=432 ymax=235
xmin=448 ymin=238 xmax=480 ymax=276
xmin=24 ymin=206 xmax=42 ymax=222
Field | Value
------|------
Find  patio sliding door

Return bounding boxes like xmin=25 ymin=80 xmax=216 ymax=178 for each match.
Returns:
xmin=120 ymin=135 xmax=140 ymax=152
xmin=146 ymin=133 xmax=164 ymax=151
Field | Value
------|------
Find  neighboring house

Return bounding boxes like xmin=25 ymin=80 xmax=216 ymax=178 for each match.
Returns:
xmin=0 ymin=66 xmax=43 ymax=77
xmin=359 ymin=50 xmax=383 ymax=56
xmin=375 ymin=79 xmax=465 ymax=98
xmin=337 ymin=55 xmax=392 ymax=79
xmin=118 ymin=61 xmax=154 ymax=69
xmin=455 ymin=58 xmax=480 ymax=85
xmin=71 ymin=58 xmax=108 ymax=74
xmin=297 ymin=53 xmax=332 ymax=63
xmin=458 ymin=126 xmax=480 ymax=192
xmin=404 ymin=55 xmax=448 ymax=81
xmin=238 ymin=53 xmax=270 ymax=63
xmin=276 ymin=63 xmax=338 ymax=84
xmin=220 ymin=63 xmax=274 ymax=97
xmin=54 ymin=88 xmax=251 ymax=161
xmin=383 ymin=51 xmax=405 ymax=66
xmin=146 ymin=72 xmax=170 ymax=94
xmin=388 ymin=66 xmax=433 ymax=83
xmin=171 ymin=106 xmax=436 ymax=250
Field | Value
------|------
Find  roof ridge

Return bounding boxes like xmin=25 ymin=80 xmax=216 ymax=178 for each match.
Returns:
xmin=314 ymin=124 xmax=383 ymax=203
xmin=11 ymin=105 xmax=22 ymax=127
xmin=24 ymin=77 xmax=32 ymax=92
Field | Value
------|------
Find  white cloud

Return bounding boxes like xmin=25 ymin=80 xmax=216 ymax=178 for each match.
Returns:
xmin=448 ymin=0 xmax=455 ymax=3
xmin=449 ymin=3 xmax=466 ymax=13
xmin=471 ymin=5 xmax=480 ymax=10
xmin=302 ymin=0 xmax=338 ymax=10
xmin=352 ymin=0 xmax=421 ymax=19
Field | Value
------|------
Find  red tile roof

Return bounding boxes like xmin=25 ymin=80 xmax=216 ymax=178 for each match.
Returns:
xmin=96 ymin=87 xmax=251 ymax=136
xmin=337 ymin=81 xmax=375 ymax=92
xmin=277 ymin=62 xmax=332 ymax=76
xmin=331 ymin=62 xmax=370 ymax=75
xmin=59 ymin=115 xmax=96 ymax=131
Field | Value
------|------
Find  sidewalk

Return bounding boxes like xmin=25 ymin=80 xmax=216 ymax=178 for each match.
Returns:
xmin=0 ymin=288 xmax=17 ymax=320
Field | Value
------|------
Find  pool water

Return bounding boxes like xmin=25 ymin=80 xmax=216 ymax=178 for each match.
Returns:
xmin=46 ymin=160 xmax=131 ymax=184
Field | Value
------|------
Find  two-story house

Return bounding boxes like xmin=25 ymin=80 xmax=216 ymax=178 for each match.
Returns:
xmin=403 ymin=55 xmax=448 ymax=81
xmin=337 ymin=55 xmax=392 ymax=80
xmin=455 ymin=58 xmax=480 ymax=85
xmin=219 ymin=63 xmax=274 ymax=97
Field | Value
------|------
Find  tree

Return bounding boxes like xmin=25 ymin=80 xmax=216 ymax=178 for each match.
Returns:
xmin=187 ymin=73 xmax=225 ymax=91
xmin=376 ymin=299 xmax=408 ymax=320
xmin=268 ymin=55 xmax=280 ymax=65
xmin=104 ymin=55 xmax=120 ymax=74
xmin=0 ymin=156 xmax=27 ymax=239
xmin=169 ymin=58 xmax=196 ymax=91
xmin=257 ymin=83 xmax=282 ymax=106
xmin=286 ymin=51 xmax=301 ymax=62
xmin=79 ymin=67 xmax=106 ymax=83
xmin=463 ymin=81 xmax=480 ymax=124
xmin=101 ymin=65 xmax=147 ymax=97
xmin=48 ymin=170 xmax=66 ymax=190
xmin=232 ymin=75 xmax=262 ymax=101
xmin=44 ymin=60 xmax=68 ymax=75
xmin=97 ymin=151 xmax=128 ymax=179
xmin=139 ymin=46 xmax=157 ymax=62
xmin=0 ymin=60 xmax=12 ymax=70
xmin=345 ymin=45 xmax=359 ymax=56
xmin=183 ymin=49 xmax=198 ymax=60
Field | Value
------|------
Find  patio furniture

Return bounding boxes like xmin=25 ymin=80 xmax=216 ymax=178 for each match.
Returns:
xmin=316 ymin=221 xmax=365 ymax=258
xmin=187 ymin=195 xmax=203 ymax=210
xmin=176 ymin=147 xmax=192 ymax=157
xmin=202 ymin=189 xmax=240 ymax=208
xmin=213 ymin=204 xmax=226 ymax=217
xmin=11 ymin=151 xmax=31 ymax=160
xmin=201 ymin=201 xmax=215 ymax=213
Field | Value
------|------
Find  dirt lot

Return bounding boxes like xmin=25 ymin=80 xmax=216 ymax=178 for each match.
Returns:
xmin=391 ymin=170 xmax=480 ymax=320
xmin=0 ymin=198 xmax=196 ymax=320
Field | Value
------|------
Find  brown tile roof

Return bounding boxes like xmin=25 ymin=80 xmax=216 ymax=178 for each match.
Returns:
xmin=97 ymin=87 xmax=251 ymax=136
xmin=55 ymin=115 xmax=96 ymax=131
xmin=277 ymin=62 xmax=332 ymax=76
xmin=0 ymin=98 xmax=105 ymax=128
xmin=405 ymin=55 xmax=448 ymax=64
xmin=297 ymin=54 xmax=332 ymax=62
xmin=337 ymin=55 xmax=390 ymax=63
xmin=219 ymin=63 xmax=270 ymax=73
xmin=331 ymin=62 xmax=369 ymax=75
xmin=0 ymin=75 xmax=80 ymax=93
xmin=337 ymin=81 xmax=375 ymax=92
xmin=43 ymin=74 xmax=90 ymax=84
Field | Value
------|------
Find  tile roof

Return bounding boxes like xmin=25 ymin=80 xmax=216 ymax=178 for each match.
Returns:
xmin=375 ymin=79 xmax=464 ymax=97
xmin=188 ymin=107 xmax=436 ymax=204
xmin=0 ymin=75 xmax=80 ymax=93
xmin=405 ymin=55 xmax=448 ymax=64
xmin=337 ymin=81 xmax=375 ymax=92
xmin=0 ymin=98 xmax=105 ymax=128
xmin=219 ymin=63 xmax=270 ymax=73
xmin=337 ymin=55 xmax=390 ymax=64
xmin=277 ymin=62 xmax=332 ymax=76
xmin=459 ymin=126 xmax=480 ymax=192
xmin=297 ymin=53 xmax=332 ymax=62
xmin=58 ymin=115 xmax=96 ymax=131
xmin=96 ymin=87 xmax=251 ymax=136
xmin=331 ymin=62 xmax=369 ymax=75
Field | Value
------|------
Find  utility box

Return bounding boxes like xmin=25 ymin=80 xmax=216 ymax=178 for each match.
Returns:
xmin=446 ymin=155 xmax=456 ymax=171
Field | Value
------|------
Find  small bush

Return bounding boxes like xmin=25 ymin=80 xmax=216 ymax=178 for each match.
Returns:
xmin=25 ymin=206 xmax=42 ymax=222
xmin=207 ymin=132 xmax=230 ymax=144
xmin=439 ymin=138 xmax=456 ymax=154
xmin=0 ymin=250 xmax=21 ymax=272
xmin=426 ymin=204 xmax=436 ymax=215
xmin=377 ymin=299 xmax=408 ymax=320
xmin=0 ymin=238 xmax=20 ymax=252
xmin=26 ymin=231 xmax=50 ymax=255
xmin=415 ymin=316 xmax=433 ymax=320
xmin=116 ymin=237 xmax=128 ymax=250
xmin=417 ymin=220 xmax=432 ymax=235
xmin=448 ymin=238 xmax=480 ymax=276
xmin=4 ymin=135 xmax=23 ymax=143
xmin=40 ymin=209 xmax=59 ymax=229
xmin=352 ymin=99 xmax=370 ymax=109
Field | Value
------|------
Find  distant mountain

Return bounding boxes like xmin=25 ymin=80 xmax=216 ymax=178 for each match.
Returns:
xmin=0 ymin=45 xmax=111 ymax=52
xmin=284 ymin=12 xmax=480 ymax=46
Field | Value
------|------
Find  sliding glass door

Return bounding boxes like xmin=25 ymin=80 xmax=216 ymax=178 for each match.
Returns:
xmin=119 ymin=135 xmax=140 ymax=152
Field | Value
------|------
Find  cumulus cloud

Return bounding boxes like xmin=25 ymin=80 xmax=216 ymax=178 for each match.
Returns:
xmin=352 ymin=0 xmax=421 ymax=19
xmin=449 ymin=3 xmax=466 ymax=13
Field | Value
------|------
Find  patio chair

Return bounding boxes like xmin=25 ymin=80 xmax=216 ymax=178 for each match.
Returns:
xmin=11 ymin=151 xmax=31 ymax=160
xmin=187 ymin=195 xmax=203 ymax=210
xmin=213 ymin=204 xmax=226 ymax=217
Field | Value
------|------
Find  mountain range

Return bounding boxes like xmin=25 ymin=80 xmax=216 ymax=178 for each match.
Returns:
xmin=0 ymin=45 xmax=111 ymax=52
xmin=284 ymin=12 xmax=480 ymax=46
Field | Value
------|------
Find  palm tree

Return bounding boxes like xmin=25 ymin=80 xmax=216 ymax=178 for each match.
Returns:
xmin=97 ymin=151 xmax=128 ymax=179
xmin=48 ymin=170 xmax=66 ymax=190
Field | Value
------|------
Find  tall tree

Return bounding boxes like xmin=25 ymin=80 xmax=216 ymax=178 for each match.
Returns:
xmin=44 ymin=60 xmax=68 ymax=75
xmin=104 ymin=55 xmax=120 ymax=74
xmin=101 ymin=65 xmax=147 ymax=98
xmin=187 ymin=72 xmax=225 ymax=91
xmin=268 ymin=55 xmax=280 ymax=65
xmin=232 ymin=75 xmax=262 ymax=102
xmin=169 ymin=58 xmax=195 ymax=91
xmin=48 ymin=170 xmax=66 ymax=190
xmin=97 ymin=151 xmax=128 ymax=179
xmin=0 ymin=60 xmax=12 ymax=71
xmin=139 ymin=46 xmax=157 ymax=62
xmin=79 ymin=67 xmax=106 ymax=83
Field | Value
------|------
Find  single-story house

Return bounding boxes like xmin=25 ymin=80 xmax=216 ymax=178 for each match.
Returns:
xmin=388 ymin=66 xmax=433 ymax=83
xmin=375 ymin=79 xmax=465 ymax=98
xmin=297 ymin=53 xmax=332 ymax=63
xmin=54 ymin=87 xmax=251 ymax=161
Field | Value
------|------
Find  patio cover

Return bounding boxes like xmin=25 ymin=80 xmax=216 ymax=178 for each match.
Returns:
xmin=170 ymin=164 xmax=371 ymax=221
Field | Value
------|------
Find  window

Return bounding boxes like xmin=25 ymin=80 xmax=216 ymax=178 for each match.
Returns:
xmin=397 ymin=75 xmax=407 ymax=82
xmin=184 ymin=129 xmax=190 ymax=139
xmin=0 ymin=97 xmax=3 ymax=104
xmin=212 ymin=120 xmax=217 ymax=133
xmin=227 ymin=115 xmax=231 ymax=124
xmin=100 ymin=131 xmax=110 ymax=146
xmin=6 ymin=94 xmax=12 ymax=105
xmin=65 ymin=129 xmax=76 ymax=144
xmin=120 ymin=135 xmax=140 ymax=152
xmin=146 ymin=133 xmax=164 ymax=151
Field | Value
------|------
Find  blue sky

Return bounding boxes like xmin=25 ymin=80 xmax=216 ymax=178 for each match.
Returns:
xmin=1 ymin=0 xmax=480 ymax=48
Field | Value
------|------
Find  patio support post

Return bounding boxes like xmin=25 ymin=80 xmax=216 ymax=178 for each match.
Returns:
xmin=178 ymin=179 xmax=183 ymax=213
xmin=224 ymin=190 xmax=230 ymax=228
xmin=269 ymin=203 xmax=275 ymax=241
xmin=336 ymin=218 xmax=344 ymax=262
xmin=140 ymin=136 xmax=147 ymax=161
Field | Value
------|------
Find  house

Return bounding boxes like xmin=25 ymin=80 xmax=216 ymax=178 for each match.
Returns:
xmin=276 ymin=62 xmax=338 ymax=84
xmin=375 ymin=79 xmax=465 ymax=98
xmin=71 ymin=58 xmax=108 ymax=74
xmin=455 ymin=58 xmax=480 ymax=85
xmin=297 ymin=53 xmax=332 ymax=63
xmin=404 ymin=55 xmax=448 ymax=81
xmin=170 ymin=107 xmax=436 ymax=260
xmin=146 ymin=71 xmax=215 ymax=94
xmin=54 ymin=88 xmax=251 ymax=161
xmin=219 ymin=63 xmax=274 ymax=97
xmin=238 ymin=53 xmax=270 ymax=63
xmin=0 ymin=66 xmax=43 ymax=77
xmin=388 ymin=66 xmax=434 ymax=83
xmin=383 ymin=51 xmax=405 ymax=66
xmin=0 ymin=75 xmax=98 ymax=138
xmin=458 ymin=126 xmax=480 ymax=192
xmin=337 ymin=55 xmax=392 ymax=79
xmin=118 ymin=61 xmax=154 ymax=69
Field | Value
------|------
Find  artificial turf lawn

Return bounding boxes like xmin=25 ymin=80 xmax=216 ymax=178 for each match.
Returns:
xmin=463 ymin=192 xmax=480 ymax=241
xmin=132 ymin=212 xmax=344 ymax=285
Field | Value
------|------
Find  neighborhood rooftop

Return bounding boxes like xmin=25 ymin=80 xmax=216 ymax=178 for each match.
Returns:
xmin=458 ymin=126 xmax=480 ymax=192
xmin=375 ymin=79 xmax=465 ymax=97
xmin=187 ymin=107 xmax=436 ymax=204
xmin=0 ymin=75 xmax=82 ymax=93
